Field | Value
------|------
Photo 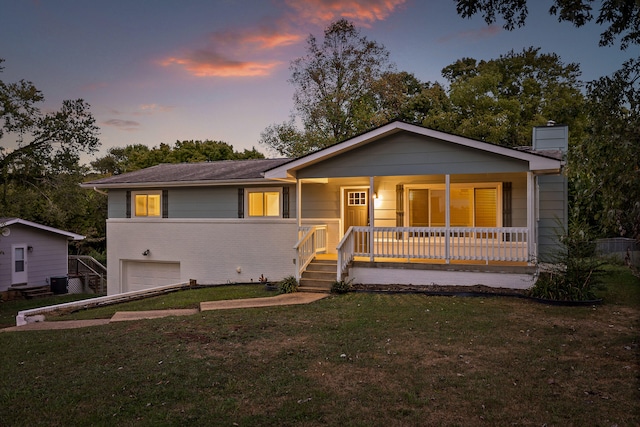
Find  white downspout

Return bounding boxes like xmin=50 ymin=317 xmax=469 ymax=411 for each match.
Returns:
xmin=527 ymin=172 xmax=536 ymax=264
xmin=92 ymin=187 xmax=108 ymax=196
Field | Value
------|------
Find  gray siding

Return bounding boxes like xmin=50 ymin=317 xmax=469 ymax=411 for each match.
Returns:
xmin=297 ymin=132 xmax=530 ymax=179
xmin=300 ymin=182 xmax=342 ymax=219
xmin=108 ymin=185 xmax=297 ymax=219
xmin=170 ymin=187 xmax=239 ymax=218
xmin=0 ymin=224 xmax=69 ymax=291
xmin=537 ymin=175 xmax=568 ymax=261
xmin=108 ymin=189 xmax=128 ymax=218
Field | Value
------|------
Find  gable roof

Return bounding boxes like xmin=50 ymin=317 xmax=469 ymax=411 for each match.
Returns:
xmin=83 ymin=158 xmax=291 ymax=189
xmin=0 ymin=218 xmax=85 ymax=240
xmin=265 ymin=121 xmax=564 ymax=180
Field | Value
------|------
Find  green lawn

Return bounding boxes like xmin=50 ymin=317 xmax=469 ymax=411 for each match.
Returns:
xmin=1 ymin=266 xmax=638 ymax=426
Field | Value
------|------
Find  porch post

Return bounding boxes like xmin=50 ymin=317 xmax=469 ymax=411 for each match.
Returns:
xmin=296 ymin=179 xmax=302 ymax=230
xmin=527 ymin=172 xmax=536 ymax=264
xmin=445 ymin=174 xmax=450 ymax=263
xmin=296 ymin=179 xmax=302 ymax=280
xmin=369 ymin=176 xmax=375 ymax=262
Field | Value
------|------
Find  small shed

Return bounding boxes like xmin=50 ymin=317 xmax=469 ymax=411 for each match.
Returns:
xmin=0 ymin=218 xmax=84 ymax=296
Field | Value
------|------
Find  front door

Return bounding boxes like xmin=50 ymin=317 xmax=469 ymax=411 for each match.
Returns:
xmin=344 ymin=189 xmax=369 ymax=252
xmin=11 ymin=244 xmax=28 ymax=285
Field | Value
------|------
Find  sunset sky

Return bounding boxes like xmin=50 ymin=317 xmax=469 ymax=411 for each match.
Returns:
xmin=0 ymin=0 xmax=633 ymax=161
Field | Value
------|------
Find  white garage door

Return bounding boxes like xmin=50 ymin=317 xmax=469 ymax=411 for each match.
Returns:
xmin=123 ymin=261 xmax=181 ymax=293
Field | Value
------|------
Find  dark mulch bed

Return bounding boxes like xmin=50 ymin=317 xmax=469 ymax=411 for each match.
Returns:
xmin=351 ymin=284 xmax=603 ymax=305
xmin=351 ymin=283 xmax=527 ymax=297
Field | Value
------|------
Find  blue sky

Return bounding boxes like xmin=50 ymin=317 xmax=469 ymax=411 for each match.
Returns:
xmin=0 ymin=0 xmax=634 ymax=161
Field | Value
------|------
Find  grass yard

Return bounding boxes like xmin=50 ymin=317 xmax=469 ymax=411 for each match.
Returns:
xmin=0 ymin=266 xmax=638 ymax=426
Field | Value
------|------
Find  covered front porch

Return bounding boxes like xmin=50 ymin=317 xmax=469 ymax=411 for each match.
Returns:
xmin=292 ymin=168 xmax=537 ymax=288
xmin=264 ymin=122 xmax=565 ymax=289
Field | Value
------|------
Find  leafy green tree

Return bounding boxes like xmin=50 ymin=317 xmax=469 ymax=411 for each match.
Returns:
xmin=569 ymin=58 xmax=640 ymax=241
xmin=261 ymin=19 xmax=395 ymax=156
xmin=454 ymin=0 xmax=639 ymax=50
xmin=369 ymin=72 xmax=450 ymax=125
xmin=91 ymin=140 xmax=265 ymax=175
xmin=430 ymin=47 xmax=586 ymax=147
xmin=0 ymin=59 xmax=101 ymax=238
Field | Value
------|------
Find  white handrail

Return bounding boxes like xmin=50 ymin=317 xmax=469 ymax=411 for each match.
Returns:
xmin=336 ymin=227 xmax=355 ymax=281
xmin=294 ymin=225 xmax=328 ymax=279
xmin=348 ymin=226 xmax=530 ymax=263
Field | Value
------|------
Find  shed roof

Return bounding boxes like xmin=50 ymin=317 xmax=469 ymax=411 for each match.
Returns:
xmin=83 ymin=158 xmax=290 ymax=189
xmin=0 ymin=218 xmax=85 ymax=240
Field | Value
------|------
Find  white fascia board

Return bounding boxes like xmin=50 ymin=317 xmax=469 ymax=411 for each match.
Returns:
xmin=81 ymin=178 xmax=280 ymax=190
xmin=2 ymin=218 xmax=85 ymax=240
xmin=264 ymin=121 xmax=562 ymax=179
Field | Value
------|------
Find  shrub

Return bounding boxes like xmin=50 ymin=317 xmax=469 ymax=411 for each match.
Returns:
xmin=331 ymin=278 xmax=353 ymax=294
xmin=529 ymin=221 xmax=605 ymax=301
xmin=278 ymin=276 xmax=299 ymax=294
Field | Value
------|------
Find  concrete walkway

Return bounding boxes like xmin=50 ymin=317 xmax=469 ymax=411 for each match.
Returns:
xmin=1 ymin=292 xmax=329 ymax=332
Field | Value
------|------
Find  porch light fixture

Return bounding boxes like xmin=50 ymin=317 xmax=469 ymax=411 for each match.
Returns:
xmin=142 ymin=249 xmax=150 ymax=256
xmin=27 ymin=246 xmax=33 ymax=252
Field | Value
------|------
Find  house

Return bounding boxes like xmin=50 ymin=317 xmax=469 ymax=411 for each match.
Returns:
xmin=0 ymin=218 xmax=85 ymax=296
xmin=83 ymin=121 xmax=567 ymax=295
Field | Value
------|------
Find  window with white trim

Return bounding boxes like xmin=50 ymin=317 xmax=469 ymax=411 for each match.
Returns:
xmin=347 ymin=191 xmax=367 ymax=206
xmin=246 ymin=188 xmax=281 ymax=217
xmin=133 ymin=191 xmax=162 ymax=217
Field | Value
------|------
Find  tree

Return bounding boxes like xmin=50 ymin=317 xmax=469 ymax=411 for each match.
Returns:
xmin=454 ymin=0 xmax=640 ymax=50
xmin=260 ymin=19 xmax=395 ymax=156
xmin=429 ymin=47 xmax=586 ymax=147
xmin=0 ymin=59 xmax=101 ymax=236
xmin=1 ymin=61 xmax=100 ymax=174
xmin=369 ymin=72 xmax=450 ymax=125
xmin=91 ymin=140 xmax=265 ymax=175
xmin=569 ymin=58 xmax=640 ymax=241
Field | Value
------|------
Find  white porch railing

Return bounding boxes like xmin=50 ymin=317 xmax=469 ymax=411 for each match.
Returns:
xmin=294 ymin=225 xmax=328 ymax=279
xmin=337 ymin=226 xmax=530 ymax=281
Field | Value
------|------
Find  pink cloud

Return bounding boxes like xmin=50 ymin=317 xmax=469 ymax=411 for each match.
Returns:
xmin=210 ymin=26 xmax=303 ymax=50
xmin=162 ymin=26 xmax=298 ymax=78
xmin=162 ymin=53 xmax=281 ymax=78
xmin=161 ymin=0 xmax=406 ymax=78
xmin=284 ymin=0 xmax=407 ymax=26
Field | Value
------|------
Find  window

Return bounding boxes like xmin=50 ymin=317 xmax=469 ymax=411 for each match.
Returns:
xmin=247 ymin=189 xmax=280 ymax=217
xmin=348 ymin=191 xmax=367 ymax=206
xmin=14 ymin=247 xmax=24 ymax=272
xmin=133 ymin=191 xmax=161 ymax=217
xmin=407 ymin=184 xmax=500 ymax=227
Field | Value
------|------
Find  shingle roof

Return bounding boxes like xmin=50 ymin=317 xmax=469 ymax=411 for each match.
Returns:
xmin=84 ymin=158 xmax=291 ymax=187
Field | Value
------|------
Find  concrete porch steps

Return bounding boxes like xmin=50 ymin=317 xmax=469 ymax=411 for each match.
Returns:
xmin=299 ymin=258 xmax=337 ymax=293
